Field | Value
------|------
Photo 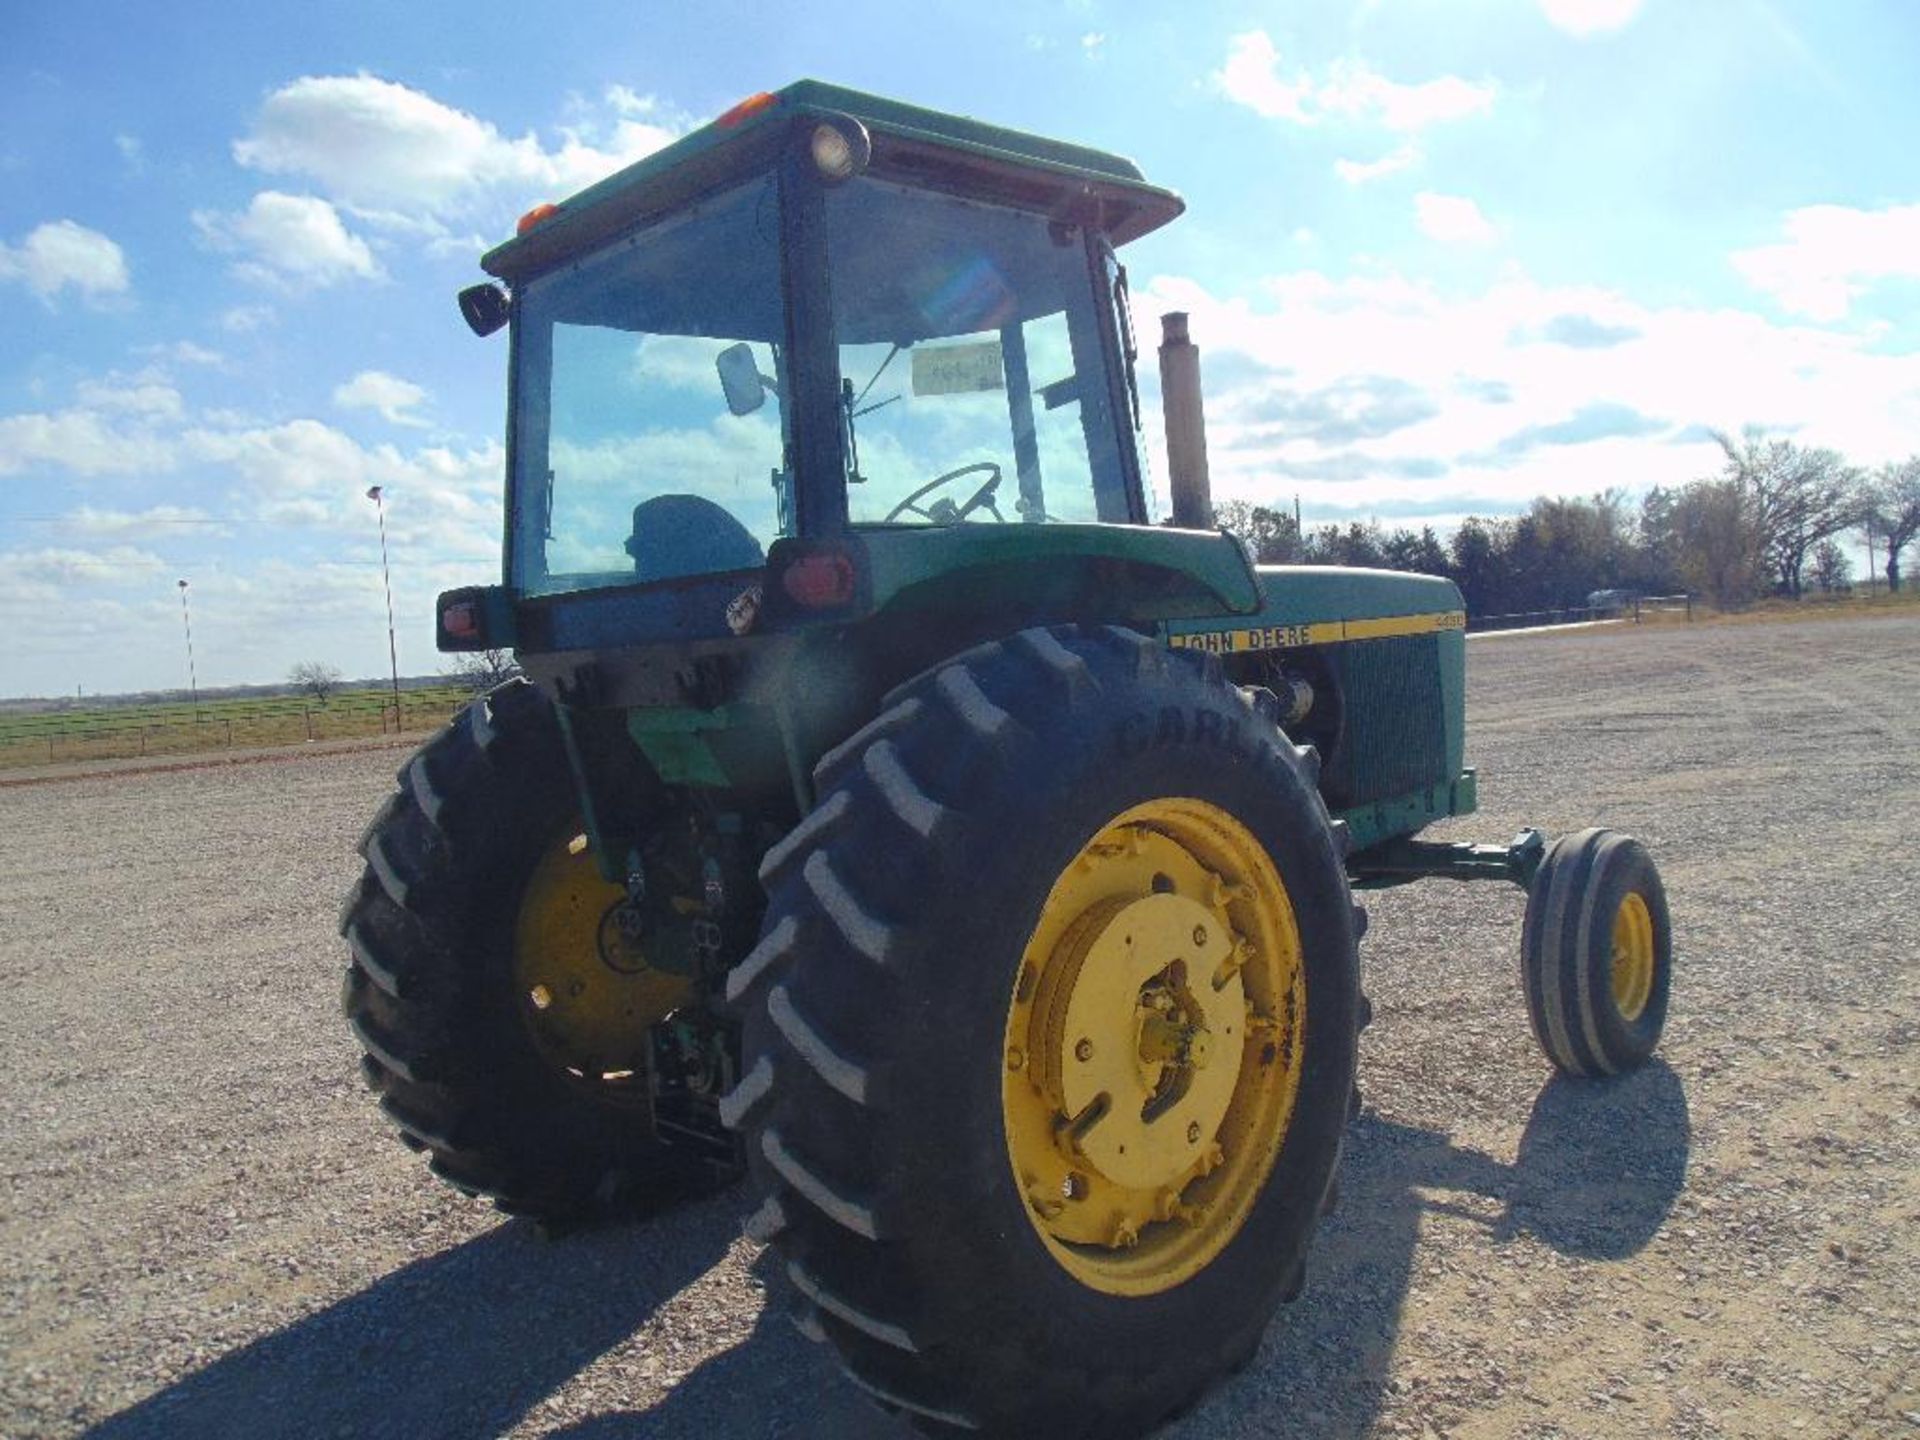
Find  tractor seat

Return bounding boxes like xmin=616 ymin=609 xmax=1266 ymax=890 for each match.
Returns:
xmin=624 ymin=494 xmax=765 ymax=582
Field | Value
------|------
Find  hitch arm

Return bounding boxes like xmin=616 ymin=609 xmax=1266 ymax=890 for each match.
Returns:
xmin=1347 ymin=827 xmax=1545 ymax=892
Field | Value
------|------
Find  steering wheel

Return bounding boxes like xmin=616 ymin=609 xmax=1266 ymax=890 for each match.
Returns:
xmin=882 ymin=462 xmax=1005 ymax=525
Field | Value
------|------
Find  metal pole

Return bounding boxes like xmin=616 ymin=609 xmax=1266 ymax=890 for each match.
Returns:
xmin=370 ymin=487 xmax=401 ymax=722
xmin=177 ymin=579 xmax=199 ymax=715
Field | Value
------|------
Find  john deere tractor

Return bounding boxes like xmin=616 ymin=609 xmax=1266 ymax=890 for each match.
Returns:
xmin=341 ymin=82 xmax=1672 ymax=1438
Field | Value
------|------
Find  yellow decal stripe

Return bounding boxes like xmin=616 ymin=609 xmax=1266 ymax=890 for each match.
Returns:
xmin=1169 ymin=610 xmax=1465 ymax=655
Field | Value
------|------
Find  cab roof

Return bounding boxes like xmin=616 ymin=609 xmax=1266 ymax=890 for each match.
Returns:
xmin=481 ymin=79 xmax=1184 ymax=283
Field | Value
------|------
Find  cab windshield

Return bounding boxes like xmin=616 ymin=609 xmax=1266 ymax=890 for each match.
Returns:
xmin=510 ymin=177 xmax=789 ymax=597
xmin=827 ymin=178 xmax=1132 ymax=530
xmin=507 ymin=169 xmax=1136 ymax=598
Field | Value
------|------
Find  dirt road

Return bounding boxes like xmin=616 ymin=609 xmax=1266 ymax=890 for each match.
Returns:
xmin=3 ymin=613 xmax=1915 ymax=1439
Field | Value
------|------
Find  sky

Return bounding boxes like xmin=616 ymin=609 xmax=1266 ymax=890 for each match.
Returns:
xmin=4 ymin=0 xmax=1918 ymax=697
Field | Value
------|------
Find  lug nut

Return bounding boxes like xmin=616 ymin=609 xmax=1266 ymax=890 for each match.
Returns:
xmin=1193 ymin=924 xmax=1208 ymax=946
xmin=1006 ymin=1046 xmax=1026 ymax=1072
xmin=1075 ymin=1038 xmax=1094 ymax=1062
xmin=1187 ymin=1121 xmax=1202 ymax=1144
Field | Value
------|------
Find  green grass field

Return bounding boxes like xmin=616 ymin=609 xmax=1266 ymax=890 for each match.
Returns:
xmin=0 ymin=684 xmax=474 ymax=771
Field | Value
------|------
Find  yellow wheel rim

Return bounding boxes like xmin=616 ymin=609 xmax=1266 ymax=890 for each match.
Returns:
xmin=1610 ymin=891 xmax=1656 ymax=1022
xmin=512 ymin=830 xmax=692 ymax=1088
xmin=1001 ymin=798 xmax=1307 ymax=1297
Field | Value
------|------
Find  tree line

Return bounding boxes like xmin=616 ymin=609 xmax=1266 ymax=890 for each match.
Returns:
xmin=1215 ymin=430 xmax=1920 ymax=617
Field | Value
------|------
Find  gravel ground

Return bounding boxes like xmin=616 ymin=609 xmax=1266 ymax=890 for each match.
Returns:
xmin=3 ymin=612 xmax=1916 ymax=1440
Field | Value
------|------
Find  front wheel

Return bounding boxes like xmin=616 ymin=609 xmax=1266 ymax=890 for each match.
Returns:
xmin=1521 ymin=827 xmax=1673 ymax=1077
xmin=723 ymin=626 xmax=1360 ymax=1438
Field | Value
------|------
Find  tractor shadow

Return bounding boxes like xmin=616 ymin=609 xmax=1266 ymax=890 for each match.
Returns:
xmin=85 ymin=1063 xmax=1686 ymax=1440
xmin=83 ymin=1189 xmax=762 ymax=1440
xmin=1168 ymin=1056 xmax=1691 ymax=1438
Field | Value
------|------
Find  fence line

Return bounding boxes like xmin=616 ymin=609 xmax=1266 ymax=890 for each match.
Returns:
xmin=1 ymin=694 xmax=469 ymax=771
xmin=1468 ymin=593 xmax=1696 ymax=634
xmin=1635 ymin=593 xmax=1695 ymax=621
xmin=1467 ymin=605 xmax=1607 ymax=633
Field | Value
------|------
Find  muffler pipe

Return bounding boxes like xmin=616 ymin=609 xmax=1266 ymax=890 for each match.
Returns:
xmin=1158 ymin=312 xmax=1212 ymax=529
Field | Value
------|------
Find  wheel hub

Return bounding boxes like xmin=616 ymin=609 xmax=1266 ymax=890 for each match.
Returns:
xmin=1610 ymin=891 xmax=1655 ymax=1021
xmin=1033 ymin=891 xmax=1243 ymax=1193
xmin=513 ymin=831 xmax=692 ymax=1085
xmin=1002 ymin=800 xmax=1308 ymax=1295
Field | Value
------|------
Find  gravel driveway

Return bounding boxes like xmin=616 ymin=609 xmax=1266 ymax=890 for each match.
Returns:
xmin=3 ymin=612 xmax=1916 ymax=1439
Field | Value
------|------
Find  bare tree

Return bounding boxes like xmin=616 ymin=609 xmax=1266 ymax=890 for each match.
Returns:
xmin=446 ymin=648 xmax=521 ymax=695
xmin=289 ymin=660 xmax=344 ymax=705
xmin=1713 ymin=428 xmax=1864 ymax=598
xmin=1809 ymin=538 xmax=1852 ymax=594
xmin=1212 ymin=499 xmax=1303 ymax=563
xmin=1672 ymin=479 xmax=1759 ymax=608
xmin=1863 ymin=456 xmax=1920 ymax=593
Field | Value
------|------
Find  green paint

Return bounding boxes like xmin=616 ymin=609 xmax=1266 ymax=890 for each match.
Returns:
xmin=627 ymin=706 xmax=742 ymax=788
xmin=863 ymin=524 xmax=1260 ymax=623
xmin=484 ymin=79 xmax=1183 ymax=283
xmin=1336 ymin=770 xmax=1479 ymax=854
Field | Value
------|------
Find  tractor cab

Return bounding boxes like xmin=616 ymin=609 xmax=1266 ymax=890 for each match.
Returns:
xmin=448 ymin=82 xmax=1208 ymax=659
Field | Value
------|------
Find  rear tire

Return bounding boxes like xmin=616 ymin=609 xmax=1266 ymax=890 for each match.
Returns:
xmin=1521 ymin=827 xmax=1672 ymax=1077
xmin=723 ymin=626 xmax=1360 ymax=1438
xmin=340 ymin=678 xmax=721 ymax=1219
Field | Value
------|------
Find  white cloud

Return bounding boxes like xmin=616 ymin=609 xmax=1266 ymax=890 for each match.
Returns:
xmin=1082 ymin=32 xmax=1107 ymax=56
xmin=232 ymin=73 xmax=681 ymax=223
xmin=194 ymin=191 xmax=382 ymax=287
xmin=60 ymin=504 xmax=225 ymax=539
xmin=8 ymin=546 xmax=168 ymax=587
xmin=334 ymin=369 xmax=431 ymax=427
xmin=1415 ymin=192 xmax=1499 ymax=244
xmin=1538 ymin=0 xmax=1645 ymax=37
xmin=221 ymin=304 xmax=275 ymax=333
xmin=76 ymin=373 xmax=184 ymax=419
xmin=1218 ymin=32 xmax=1495 ymax=132
xmin=0 ymin=220 xmax=131 ymax=304
xmin=1335 ymin=142 xmax=1420 ymax=185
xmin=140 ymin=340 xmax=225 ymax=367
xmin=1731 ymin=202 xmax=1920 ymax=321
xmin=0 ymin=407 xmax=174 ymax=477
xmin=1133 ymin=263 xmax=1920 ymax=526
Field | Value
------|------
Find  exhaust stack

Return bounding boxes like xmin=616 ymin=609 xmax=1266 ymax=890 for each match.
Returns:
xmin=1158 ymin=312 xmax=1212 ymax=529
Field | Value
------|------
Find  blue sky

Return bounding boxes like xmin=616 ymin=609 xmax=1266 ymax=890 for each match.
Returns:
xmin=4 ymin=0 xmax=1918 ymax=696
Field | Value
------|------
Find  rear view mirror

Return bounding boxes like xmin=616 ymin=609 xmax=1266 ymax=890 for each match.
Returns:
xmin=458 ymin=283 xmax=511 ymax=337
xmin=717 ymin=342 xmax=771 ymax=416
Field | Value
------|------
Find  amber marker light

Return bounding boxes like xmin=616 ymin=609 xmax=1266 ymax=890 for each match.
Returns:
xmin=716 ymin=91 xmax=778 ymax=128
xmin=516 ymin=202 xmax=559 ymax=235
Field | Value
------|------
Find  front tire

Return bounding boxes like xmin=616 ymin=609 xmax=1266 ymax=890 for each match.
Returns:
xmin=340 ymin=679 xmax=720 ymax=1218
xmin=1521 ymin=827 xmax=1673 ymax=1077
xmin=723 ymin=627 xmax=1360 ymax=1438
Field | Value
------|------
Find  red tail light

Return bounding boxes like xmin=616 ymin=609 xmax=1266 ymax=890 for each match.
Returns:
xmin=441 ymin=600 xmax=479 ymax=639
xmin=781 ymin=551 xmax=856 ymax=609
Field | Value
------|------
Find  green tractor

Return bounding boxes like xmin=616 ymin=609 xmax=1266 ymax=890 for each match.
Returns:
xmin=341 ymin=82 xmax=1672 ymax=1438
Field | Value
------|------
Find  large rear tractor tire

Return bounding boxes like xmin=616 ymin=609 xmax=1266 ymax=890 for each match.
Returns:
xmin=340 ymin=678 xmax=720 ymax=1219
xmin=1521 ymin=827 xmax=1672 ymax=1077
xmin=723 ymin=626 xmax=1361 ymax=1438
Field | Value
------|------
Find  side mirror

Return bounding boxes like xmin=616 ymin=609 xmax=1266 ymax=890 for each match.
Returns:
xmin=458 ymin=283 xmax=511 ymax=338
xmin=717 ymin=342 xmax=771 ymax=416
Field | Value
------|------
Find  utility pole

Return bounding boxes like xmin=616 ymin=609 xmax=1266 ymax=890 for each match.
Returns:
xmin=367 ymin=486 xmax=402 ymax=729
xmin=177 ymin=579 xmax=200 ymax=715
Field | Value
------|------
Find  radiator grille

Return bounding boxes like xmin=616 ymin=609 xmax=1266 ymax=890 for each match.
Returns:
xmin=1322 ymin=635 xmax=1446 ymax=809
